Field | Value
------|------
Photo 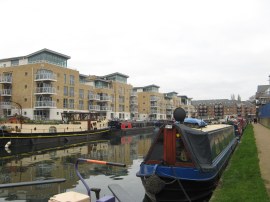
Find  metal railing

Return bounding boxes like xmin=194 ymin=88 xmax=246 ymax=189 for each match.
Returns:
xmin=0 ymin=89 xmax=12 ymax=96
xmin=0 ymin=76 xmax=12 ymax=83
xmin=35 ymin=101 xmax=56 ymax=108
xmin=35 ymin=87 xmax=56 ymax=94
xmin=35 ymin=73 xmax=57 ymax=81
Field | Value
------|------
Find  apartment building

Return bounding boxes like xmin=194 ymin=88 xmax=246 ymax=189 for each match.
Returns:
xmin=0 ymin=49 xmax=96 ymax=120
xmin=191 ymin=99 xmax=256 ymax=119
xmin=0 ymin=49 xmax=193 ymax=121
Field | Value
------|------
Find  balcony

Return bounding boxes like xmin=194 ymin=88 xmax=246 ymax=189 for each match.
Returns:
xmin=35 ymin=87 xmax=56 ymax=95
xmin=0 ymin=76 xmax=12 ymax=83
xmin=130 ymin=101 xmax=138 ymax=105
xmin=0 ymin=102 xmax=12 ymax=109
xmin=89 ymin=105 xmax=100 ymax=111
xmin=35 ymin=73 xmax=57 ymax=81
xmin=150 ymin=104 xmax=159 ymax=108
xmin=150 ymin=110 xmax=159 ymax=114
xmin=99 ymin=96 xmax=112 ymax=102
xmin=35 ymin=101 xmax=56 ymax=108
xmin=99 ymin=106 xmax=112 ymax=111
xmin=150 ymin=97 xmax=159 ymax=101
xmin=0 ymin=89 xmax=12 ymax=96
xmin=88 ymin=94 xmax=100 ymax=101
xmin=130 ymin=92 xmax=138 ymax=97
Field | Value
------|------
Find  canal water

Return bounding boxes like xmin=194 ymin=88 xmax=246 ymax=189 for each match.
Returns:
xmin=0 ymin=132 xmax=154 ymax=202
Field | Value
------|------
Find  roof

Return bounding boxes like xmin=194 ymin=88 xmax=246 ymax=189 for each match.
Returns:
xmin=102 ymin=72 xmax=129 ymax=78
xmin=0 ymin=48 xmax=71 ymax=62
xmin=27 ymin=48 xmax=71 ymax=59
xmin=257 ymin=85 xmax=270 ymax=93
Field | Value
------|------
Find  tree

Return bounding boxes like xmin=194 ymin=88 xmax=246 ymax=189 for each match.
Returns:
xmin=237 ymin=94 xmax=241 ymax=101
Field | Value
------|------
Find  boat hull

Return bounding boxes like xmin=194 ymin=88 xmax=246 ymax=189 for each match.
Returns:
xmin=0 ymin=128 xmax=110 ymax=148
xmin=140 ymin=175 xmax=218 ymax=202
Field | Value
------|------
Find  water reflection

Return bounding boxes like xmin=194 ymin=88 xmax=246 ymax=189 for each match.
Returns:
xmin=0 ymin=132 xmax=153 ymax=202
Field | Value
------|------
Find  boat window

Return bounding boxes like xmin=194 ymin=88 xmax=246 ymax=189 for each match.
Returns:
xmin=176 ymin=137 xmax=191 ymax=163
xmin=49 ymin=126 xmax=57 ymax=133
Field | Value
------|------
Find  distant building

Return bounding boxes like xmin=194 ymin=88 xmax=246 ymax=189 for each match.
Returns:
xmin=192 ymin=99 xmax=256 ymax=119
xmin=255 ymin=75 xmax=270 ymax=106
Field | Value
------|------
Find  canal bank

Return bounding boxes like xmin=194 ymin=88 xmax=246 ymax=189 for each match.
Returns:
xmin=210 ymin=124 xmax=270 ymax=202
xmin=253 ymin=123 xmax=270 ymax=196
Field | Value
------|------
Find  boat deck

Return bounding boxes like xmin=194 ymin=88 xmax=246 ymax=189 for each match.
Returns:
xmin=195 ymin=124 xmax=231 ymax=132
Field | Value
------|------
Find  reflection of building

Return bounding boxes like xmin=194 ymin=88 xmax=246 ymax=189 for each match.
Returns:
xmin=0 ymin=133 xmax=153 ymax=201
xmin=192 ymin=99 xmax=256 ymax=119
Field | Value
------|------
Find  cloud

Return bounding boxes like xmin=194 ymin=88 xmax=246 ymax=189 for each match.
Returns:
xmin=1 ymin=0 xmax=270 ymax=101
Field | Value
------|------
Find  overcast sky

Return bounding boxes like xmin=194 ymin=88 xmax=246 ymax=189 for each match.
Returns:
xmin=1 ymin=0 xmax=270 ymax=101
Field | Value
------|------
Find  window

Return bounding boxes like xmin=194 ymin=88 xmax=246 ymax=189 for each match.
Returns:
xmin=24 ymin=98 xmax=27 ymax=102
xmin=64 ymin=74 xmax=67 ymax=84
xmin=64 ymin=86 xmax=68 ymax=96
xmin=70 ymin=75 xmax=75 ymax=85
xmin=63 ymin=98 xmax=68 ymax=108
xmin=25 ymin=85 xmax=27 ymax=89
xmin=79 ymin=100 xmax=84 ymax=110
xmin=79 ymin=89 xmax=84 ymax=99
xmin=69 ymin=87 xmax=74 ymax=97
xmin=69 ymin=99 xmax=74 ymax=109
xmin=25 ymin=72 xmax=28 ymax=76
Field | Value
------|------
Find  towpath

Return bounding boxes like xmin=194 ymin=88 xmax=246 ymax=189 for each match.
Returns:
xmin=253 ymin=123 xmax=270 ymax=196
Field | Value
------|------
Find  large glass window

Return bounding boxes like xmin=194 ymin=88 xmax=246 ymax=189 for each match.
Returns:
xmin=79 ymin=100 xmax=84 ymax=110
xmin=69 ymin=87 xmax=74 ymax=97
xmin=79 ymin=89 xmax=84 ymax=99
xmin=11 ymin=60 xmax=19 ymax=66
xmin=28 ymin=52 xmax=67 ymax=67
xmin=70 ymin=75 xmax=75 ymax=85
xmin=64 ymin=86 xmax=68 ymax=96
xmin=63 ymin=99 xmax=68 ymax=108
xmin=69 ymin=99 xmax=74 ymax=109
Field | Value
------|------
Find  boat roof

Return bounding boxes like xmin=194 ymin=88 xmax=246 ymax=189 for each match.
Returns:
xmin=195 ymin=124 xmax=232 ymax=132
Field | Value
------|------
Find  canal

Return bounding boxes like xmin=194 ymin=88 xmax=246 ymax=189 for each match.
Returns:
xmin=0 ymin=132 xmax=154 ymax=202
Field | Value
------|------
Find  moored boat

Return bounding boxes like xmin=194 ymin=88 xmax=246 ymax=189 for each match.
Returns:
xmin=136 ymin=107 xmax=238 ymax=202
xmin=108 ymin=120 xmax=156 ymax=135
xmin=0 ymin=112 xmax=110 ymax=148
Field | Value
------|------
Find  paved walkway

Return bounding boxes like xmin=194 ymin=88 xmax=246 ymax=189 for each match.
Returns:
xmin=253 ymin=123 xmax=270 ymax=196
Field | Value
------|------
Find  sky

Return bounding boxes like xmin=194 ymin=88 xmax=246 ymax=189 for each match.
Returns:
xmin=1 ymin=0 xmax=270 ymax=101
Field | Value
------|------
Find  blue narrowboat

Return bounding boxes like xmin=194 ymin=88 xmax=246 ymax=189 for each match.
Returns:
xmin=136 ymin=108 xmax=238 ymax=202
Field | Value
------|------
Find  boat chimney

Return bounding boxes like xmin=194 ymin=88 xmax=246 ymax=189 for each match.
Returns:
xmin=173 ymin=107 xmax=186 ymax=123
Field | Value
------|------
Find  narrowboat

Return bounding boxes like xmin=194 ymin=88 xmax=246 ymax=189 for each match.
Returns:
xmin=108 ymin=120 xmax=156 ymax=135
xmin=0 ymin=112 xmax=110 ymax=148
xmin=136 ymin=108 xmax=238 ymax=202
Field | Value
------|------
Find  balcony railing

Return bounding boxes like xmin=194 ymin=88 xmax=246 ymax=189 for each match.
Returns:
xmin=150 ymin=104 xmax=159 ymax=108
xmin=0 ymin=102 xmax=12 ymax=108
xmin=0 ymin=89 xmax=12 ymax=96
xmin=150 ymin=110 xmax=159 ymax=114
xmin=150 ymin=97 xmax=159 ymax=101
xmin=130 ymin=92 xmax=138 ymax=97
xmin=35 ymin=101 xmax=56 ymax=108
xmin=35 ymin=73 xmax=57 ymax=81
xmin=88 ymin=94 xmax=100 ymax=100
xmin=99 ymin=106 xmax=112 ymax=111
xmin=130 ymin=101 xmax=138 ymax=105
xmin=99 ymin=96 xmax=112 ymax=102
xmin=0 ymin=76 xmax=12 ymax=83
xmin=35 ymin=87 xmax=56 ymax=94
xmin=89 ymin=105 xmax=100 ymax=111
